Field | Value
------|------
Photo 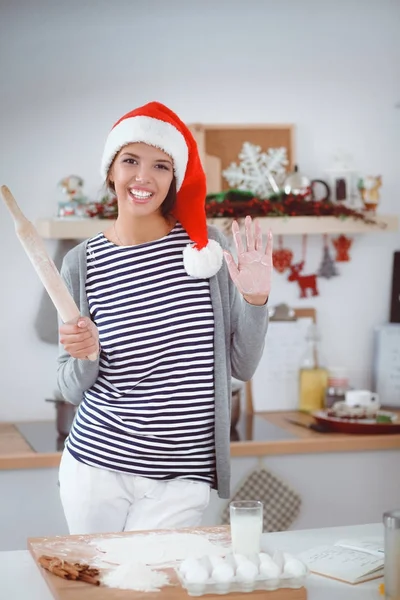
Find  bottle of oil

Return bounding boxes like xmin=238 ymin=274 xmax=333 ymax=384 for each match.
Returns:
xmin=299 ymin=323 xmax=328 ymax=412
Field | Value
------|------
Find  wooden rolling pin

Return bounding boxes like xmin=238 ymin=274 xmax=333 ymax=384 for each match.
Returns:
xmin=1 ymin=185 xmax=97 ymax=361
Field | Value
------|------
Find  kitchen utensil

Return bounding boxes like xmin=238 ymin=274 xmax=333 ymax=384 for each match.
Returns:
xmin=1 ymin=185 xmax=97 ymax=361
xmin=313 ymin=410 xmax=400 ymax=435
xmin=284 ymin=165 xmax=330 ymax=201
xmin=285 ymin=418 xmax=329 ymax=433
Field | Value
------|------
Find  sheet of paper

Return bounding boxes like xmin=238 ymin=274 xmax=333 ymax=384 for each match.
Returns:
xmin=298 ymin=544 xmax=384 ymax=584
xmin=251 ymin=318 xmax=313 ymax=411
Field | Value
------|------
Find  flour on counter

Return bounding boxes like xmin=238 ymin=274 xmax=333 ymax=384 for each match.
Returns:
xmin=102 ymin=561 xmax=170 ymax=591
xmin=93 ymin=532 xmax=228 ymax=568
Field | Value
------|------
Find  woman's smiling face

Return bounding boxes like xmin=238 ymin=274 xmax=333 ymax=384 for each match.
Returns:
xmin=109 ymin=142 xmax=174 ymax=217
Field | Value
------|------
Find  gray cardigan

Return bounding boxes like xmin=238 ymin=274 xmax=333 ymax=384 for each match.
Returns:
xmin=57 ymin=225 xmax=269 ymax=499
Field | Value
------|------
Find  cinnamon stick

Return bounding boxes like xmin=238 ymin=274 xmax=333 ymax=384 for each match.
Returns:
xmin=79 ymin=574 xmax=101 ymax=586
xmin=38 ymin=555 xmax=100 ymax=586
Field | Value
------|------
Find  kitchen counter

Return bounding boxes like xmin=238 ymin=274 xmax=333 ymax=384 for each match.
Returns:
xmin=0 ymin=522 xmax=384 ymax=600
xmin=1 ymin=410 xmax=400 ymax=470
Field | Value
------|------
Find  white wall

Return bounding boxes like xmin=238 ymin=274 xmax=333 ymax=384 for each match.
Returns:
xmin=0 ymin=0 xmax=399 ymax=420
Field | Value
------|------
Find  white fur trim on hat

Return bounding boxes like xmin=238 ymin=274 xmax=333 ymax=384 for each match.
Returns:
xmin=101 ymin=115 xmax=189 ymax=189
xmin=183 ymin=239 xmax=224 ymax=278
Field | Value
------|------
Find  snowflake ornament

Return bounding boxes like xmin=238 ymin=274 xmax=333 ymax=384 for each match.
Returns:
xmin=222 ymin=142 xmax=288 ymax=198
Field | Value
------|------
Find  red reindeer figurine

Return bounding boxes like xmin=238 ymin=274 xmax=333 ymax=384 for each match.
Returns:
xmin=287 ymin=261 xmax=319 ymax=298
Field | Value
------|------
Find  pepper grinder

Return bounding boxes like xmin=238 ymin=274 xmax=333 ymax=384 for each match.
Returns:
xmin=383 ymin=510 xmax=400 ymax=599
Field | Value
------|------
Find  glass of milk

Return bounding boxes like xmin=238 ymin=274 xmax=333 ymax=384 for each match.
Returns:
xmin=229 ymin=500 xmax=263 ymax=556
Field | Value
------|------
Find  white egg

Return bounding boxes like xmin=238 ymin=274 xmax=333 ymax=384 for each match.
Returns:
xmin=259 ymin=552 xmax=272 ymax=563
xmin=204 ymin=554 xmax=225 ymax=572
xmin=283 ymin=558 xmax=307 ymax=577
xmin=236 ymin=560 xmax=258 ymax=582
xmin=259 ymin=558 xmax=281 ymax=579
xmin=180 ymin=557 xmax=202 ymax=576
xmin=184 ymin=564 xmax=209 ymax=584
xmin=212 ymin=563 xmax=235 ymax=583
xmin=233 ymin=553 xmax=248 ymax=566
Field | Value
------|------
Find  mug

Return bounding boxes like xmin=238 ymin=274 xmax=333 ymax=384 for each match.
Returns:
xmin=345 ymin=389 xmax=380 ymax=408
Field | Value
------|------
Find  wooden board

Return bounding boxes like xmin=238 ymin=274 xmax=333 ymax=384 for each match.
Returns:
xmin=28 ymin=526 xmax=307 ymax=600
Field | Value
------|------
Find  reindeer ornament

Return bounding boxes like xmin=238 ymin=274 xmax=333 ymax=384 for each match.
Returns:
xmin=285 ymin=235 xmax=320 ymax=298
xmin=287 ymin=261 xmax=319 ymax=298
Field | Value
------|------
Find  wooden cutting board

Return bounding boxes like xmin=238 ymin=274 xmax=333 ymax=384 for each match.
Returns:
xmin=28 ymin=525 xmax=307 ymax=600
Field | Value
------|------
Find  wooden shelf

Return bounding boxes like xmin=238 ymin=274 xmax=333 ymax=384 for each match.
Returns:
xmin=35 ymin=215 xmax=399 ymax=240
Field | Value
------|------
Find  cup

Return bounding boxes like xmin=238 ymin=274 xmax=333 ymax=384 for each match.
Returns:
xmin=345 ymin=389 xmax=380 ymax=409
xmin=383 ymin=510 xmax=400 ymax=599
xmin=229 ymin=500 xmax=263 ymax=556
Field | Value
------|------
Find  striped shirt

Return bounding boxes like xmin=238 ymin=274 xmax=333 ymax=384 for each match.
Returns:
xmin=66 ymin=223 xmax=216 ymax=485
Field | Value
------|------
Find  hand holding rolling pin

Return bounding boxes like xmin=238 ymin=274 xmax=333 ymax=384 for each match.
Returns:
xmin=1 ymin=185 xmax=98 ymax=361
xmin=59 ymin=317 xmax=99 ymax=360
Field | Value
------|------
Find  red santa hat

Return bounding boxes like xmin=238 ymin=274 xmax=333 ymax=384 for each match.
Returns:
xmin=100 ymin=101 xmax=223 ymax=278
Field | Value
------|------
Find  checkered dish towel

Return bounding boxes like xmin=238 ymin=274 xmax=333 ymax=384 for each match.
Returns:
xmin=221 ymin=467 xmax=301 ymax=532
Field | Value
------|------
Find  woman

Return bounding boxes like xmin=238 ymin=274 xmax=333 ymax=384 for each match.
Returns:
xmin=57 ymin=101 xmax=273 ymax=535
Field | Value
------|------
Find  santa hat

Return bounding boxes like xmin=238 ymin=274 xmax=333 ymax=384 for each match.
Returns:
xmin=100 ymin=101 xmax=223 ymax=278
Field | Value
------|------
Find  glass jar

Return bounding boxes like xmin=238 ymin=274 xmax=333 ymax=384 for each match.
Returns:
xmin=324 ymin=367 xmax=349 ymax=409
xmin=383 ymin=510 xmax=400 ymax=599
xmin=299 ymin=324 xmax=328 ymax=413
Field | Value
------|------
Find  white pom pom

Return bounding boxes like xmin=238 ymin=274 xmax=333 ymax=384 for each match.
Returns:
xmin=183 ymin=239 xmax=223 ymax=278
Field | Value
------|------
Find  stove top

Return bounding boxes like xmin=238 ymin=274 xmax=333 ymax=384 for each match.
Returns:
xmin=15 ymin=414 xmax=296 ymax=454
xmin=15 ymin=421 xmax=67 ymax=453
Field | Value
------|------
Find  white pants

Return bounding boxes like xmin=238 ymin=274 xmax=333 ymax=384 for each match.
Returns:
xmin=59 ymin=449 xmax=211 ymax=535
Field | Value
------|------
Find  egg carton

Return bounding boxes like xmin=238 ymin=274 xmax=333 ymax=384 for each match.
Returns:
xmin=176 ymin=553 xmax=309 ymax=597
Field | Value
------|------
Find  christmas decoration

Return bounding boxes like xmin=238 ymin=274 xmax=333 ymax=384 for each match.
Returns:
xmin=222 ymin=142 xmax=288 ymax=198
xmin=358 ymin=175 xmax=382 ymax=212
xmin=288 ymin=262 xmax=319 ymax=298
xmin=317 ymin=235 xmax=339 ymax=279
xmin=85 ymin=194 xmax=118 ymax=219
xmin=287 ymin=236 xmax=319 ymax=298
xmin=273 ymin=235 xmax=293 ymax=273
xmin=57 ymin=175 xmax=88 ymax=218
xmin=205 ymin=189 xmax=386 ymax=227
xmin=332 ymin=235 xmax=353 ymax=262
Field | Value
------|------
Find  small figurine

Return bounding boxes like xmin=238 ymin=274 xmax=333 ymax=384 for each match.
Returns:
xmin=358 ymin=175 xmax=382 ymax=212
xmin=57 ymin=175 xmax=88 ymax=217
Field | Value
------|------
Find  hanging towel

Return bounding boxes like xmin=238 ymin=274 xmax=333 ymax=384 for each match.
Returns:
xmin=221 ymin=466 xmax=301 ymax=532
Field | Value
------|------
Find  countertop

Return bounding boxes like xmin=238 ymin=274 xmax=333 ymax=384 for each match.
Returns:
xmin=1 ymin=410 xmax=400 ymax=470
xmin=0 ymin=523 xmax=384 ymax=600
